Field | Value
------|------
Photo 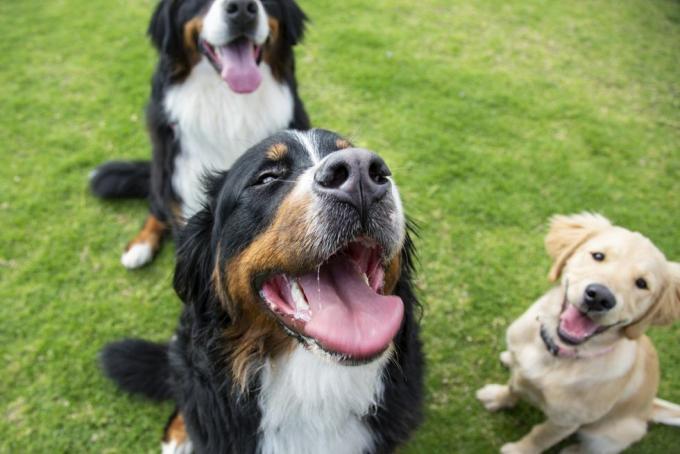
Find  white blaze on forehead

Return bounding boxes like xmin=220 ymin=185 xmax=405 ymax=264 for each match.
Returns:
xmin=290 ymin=129 xmax=321 ymax=164
xmin=202 ymin=0 xmax=270 ymax=45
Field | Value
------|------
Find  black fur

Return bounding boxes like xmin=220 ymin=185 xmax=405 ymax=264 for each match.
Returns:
xmin=89 ymin=161 xmax=151 ymax=199
xmin=91 ymin=0 xmax=310 ymax=232
xmin=100 ymin=339 xmax=172 ymax=401
xmin=101 ymin=130 xmax=424 ymax=452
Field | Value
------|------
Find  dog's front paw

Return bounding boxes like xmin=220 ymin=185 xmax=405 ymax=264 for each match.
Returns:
xmin=501 ymin=442 xmax=536 ymax=454
xmin=476 ymin=384 xmax=511 ymax=411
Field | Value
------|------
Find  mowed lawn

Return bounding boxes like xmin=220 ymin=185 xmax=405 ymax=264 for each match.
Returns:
xmin=1 ymin=0 xmax=679 ymax=452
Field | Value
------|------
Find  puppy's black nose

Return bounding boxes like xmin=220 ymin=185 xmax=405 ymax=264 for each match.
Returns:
xmin=584 ymin=284 xmax=616 ymax=311
xmin=225 ymin=0 xmax=258 ymax=24
xmin=314 ymin=148 xmax=391 ymax=218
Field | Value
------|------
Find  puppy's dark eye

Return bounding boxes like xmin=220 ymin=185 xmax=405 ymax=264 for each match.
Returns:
xmin=591 ymin=252 xmax=605 ymax=262
xmin=635 ymin=278 xmax=648 ymax=290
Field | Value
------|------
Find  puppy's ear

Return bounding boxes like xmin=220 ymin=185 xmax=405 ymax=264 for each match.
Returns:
xmin=148 ymin=0 xmax=181 ymax=57
xmin=545 ymin=213 xmax=612 ymax=282
xmin=655 ymin=262 xmax=680 ymax=325
xmin=625 ymin=262 xmax=680 ymax=339
xmin=280 ymin=0 xmax=307 ymax=45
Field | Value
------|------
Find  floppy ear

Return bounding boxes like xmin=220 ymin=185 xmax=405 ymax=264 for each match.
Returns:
xmin=545 ymin=213 xmax=612 ymax=282
xmin=173 ymin=208 xmax=215 ymax=305
xmin=625 ymin=262 xmax=680 ymax=339
xmin=173 ymin=172 xmax=229 ymax=305
xmin=148 ymin=0 xmax=181 ymax=57
xmin=279 ymin=0 xmax=307 ymax=45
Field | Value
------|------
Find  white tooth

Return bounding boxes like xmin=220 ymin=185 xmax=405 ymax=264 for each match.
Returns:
xmin=290 ymin=279 xmax=312 ymax=322
xmin=362 ymin=273 xmax=369 ymax=286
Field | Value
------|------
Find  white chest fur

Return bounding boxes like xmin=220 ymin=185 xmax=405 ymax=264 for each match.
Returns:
xmin=257 ymin=346 xmax=388 ymax=454
xmin=164 ymin=58 xmax=294 ymax=218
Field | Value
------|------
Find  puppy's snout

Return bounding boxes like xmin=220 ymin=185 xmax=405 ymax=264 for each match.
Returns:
xmin=583 ymin=284 xmax=616 ymax=312
xmin=313 ymin=148 xmax=391 ymax=217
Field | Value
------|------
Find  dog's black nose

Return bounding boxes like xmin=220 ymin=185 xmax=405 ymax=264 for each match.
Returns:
xmin=314 ymin=148 xmax=391 ymax=218
xmin=225 ymin=0 xmax=258 ymax=24
xmin=584 ymin=284 xmax=616 ymax=311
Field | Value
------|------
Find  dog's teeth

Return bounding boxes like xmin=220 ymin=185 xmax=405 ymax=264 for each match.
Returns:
xmin=362 ymin=273 xmax=369 ymax=286
xmin=290 ymin=279 xmax=312 ymax=322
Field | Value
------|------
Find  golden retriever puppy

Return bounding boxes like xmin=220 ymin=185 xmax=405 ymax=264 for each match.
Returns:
xmin=477 ymin=213 xmax=680 ymax=454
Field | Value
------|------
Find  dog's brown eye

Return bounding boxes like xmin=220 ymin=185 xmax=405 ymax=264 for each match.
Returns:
xmin=591 ymin=252 xmax=605 ymax=261
xmin=635 ymin=278 xmax=648 ymax=290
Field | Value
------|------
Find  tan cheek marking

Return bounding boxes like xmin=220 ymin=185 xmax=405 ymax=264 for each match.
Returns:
xmin=266 ymin=143 xmax=288 ymax=161
xmin=218 ymin=193 xmax=313 ymax=390
xmin=263 ymin=16 xmax=284 ymax=81
xmin=183 ymin=17 xmax=203 ymax=66
xmin=336 ymin=138 xmax=352 ymax=150
xmin=268 ymin=16 xmax=280 ymax=42
xmin=383 ymin=255 xmax=402 ymax=295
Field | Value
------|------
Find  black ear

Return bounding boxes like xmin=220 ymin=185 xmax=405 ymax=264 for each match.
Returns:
xmin=280 ymin=0 xmax=307 ymax=46
xmin=148 ymin=0 xmax=181 ymax=57
xmin=173 ymin=208 xmax=215 ymax=305
xmin=173 ymin=171 xmax=229 ymax=305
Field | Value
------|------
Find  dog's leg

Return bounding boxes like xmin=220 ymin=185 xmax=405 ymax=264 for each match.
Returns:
xmin=121 ymin=214 xmax=167 ymax=269
xmin=501 ymin=420 xmax=578 ymax=454
xmin=476 ymin=384 xmax=518 ymax=411
xmin=162 ymin=410 xmax=193 ymax=454
xmin=572 ymin=417 xmax=647 ymax=454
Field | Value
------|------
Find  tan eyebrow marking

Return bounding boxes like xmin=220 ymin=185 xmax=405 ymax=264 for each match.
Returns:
xmin=335 ymin=138 xmax=352 ymax=150
xmin=266 ymin=143 xmax=288 ymax=161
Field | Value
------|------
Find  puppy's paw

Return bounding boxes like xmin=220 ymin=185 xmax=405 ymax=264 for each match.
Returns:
xmin=121 ymin=242 xmax=153 ymax=269
xmin=476 ymin=384 xmax=512 ymax=412
xmin=500 ymin=351 xmax=512 ymax=368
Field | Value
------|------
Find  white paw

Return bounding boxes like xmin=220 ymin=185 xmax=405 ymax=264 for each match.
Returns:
xmin=500 ymin=351 xmax=512 ymax=368
xmin=476 ymin=384 xmax=509 ymax=412
xmin=162 ymin=439 xmax=193 ymax=454
xmin=121 ymin=242 xmax=153 ymax=269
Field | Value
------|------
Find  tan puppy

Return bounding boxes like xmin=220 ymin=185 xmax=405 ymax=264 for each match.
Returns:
xmin=477 ymin=213 xmax=680 ymax=454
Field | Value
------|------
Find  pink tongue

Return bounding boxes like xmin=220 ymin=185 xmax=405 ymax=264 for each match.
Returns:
xmin=216 ymin=40 xmax=261 ymax=94
xmin=559 ymin=305 xmax=599 ymax=341
xmin=297 ymin=255 xmax=404 ymax=359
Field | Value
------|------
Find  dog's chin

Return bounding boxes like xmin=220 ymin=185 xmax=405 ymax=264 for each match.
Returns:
xmin=200 ymin=35 xmax=264 ymax=93
xmin=258 ymin=238 xmax=404 ymax=365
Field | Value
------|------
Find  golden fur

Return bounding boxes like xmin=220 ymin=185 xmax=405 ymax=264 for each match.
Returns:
xmin=477 ymin=213 xmax=680 ymax=453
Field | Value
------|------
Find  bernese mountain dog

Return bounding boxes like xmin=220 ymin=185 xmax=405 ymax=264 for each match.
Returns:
xmin=90 ymin=0 xmax=310 ymax=269
xmin=101 ymin=129 xmax=424 ymax=453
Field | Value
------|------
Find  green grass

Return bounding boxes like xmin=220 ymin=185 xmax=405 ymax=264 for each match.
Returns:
xmin=1 ymin=0 xmax=679 ymax=452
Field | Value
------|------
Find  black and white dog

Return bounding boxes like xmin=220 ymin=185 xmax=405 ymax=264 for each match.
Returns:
xmin=101 ymin=129 xmax=424 ymax=453
xmin=90 ymin=0 xmax=309 ymax=269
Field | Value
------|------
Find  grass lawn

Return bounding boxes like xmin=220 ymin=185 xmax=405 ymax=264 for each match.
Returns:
xmin=1 ymin=0 xmax=679 ymax=452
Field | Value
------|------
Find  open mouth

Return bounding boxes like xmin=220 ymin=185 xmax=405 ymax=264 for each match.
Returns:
xmin=200 ymin=36 xmax=263 ymax=93
xmin=557 ymin=303 xmax=604 ymax=345
xmin=259 ymin=238 xmax=404 ymax=363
